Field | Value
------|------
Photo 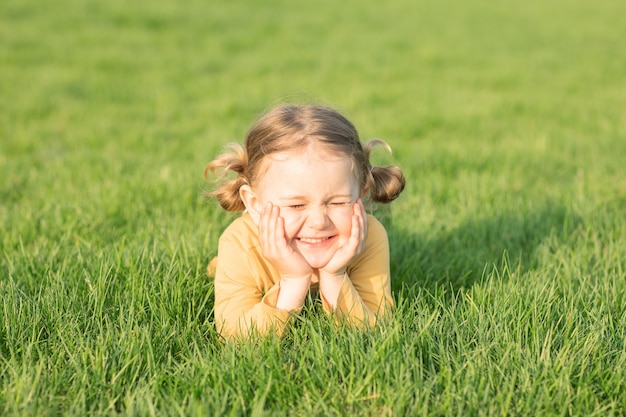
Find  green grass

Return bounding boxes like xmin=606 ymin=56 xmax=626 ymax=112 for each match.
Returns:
xmin=1 ymin=0 xmax=625 ymax=415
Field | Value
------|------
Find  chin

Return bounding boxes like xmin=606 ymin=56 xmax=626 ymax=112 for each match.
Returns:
xmin=301 ymin=252 xmax=334 ymax=270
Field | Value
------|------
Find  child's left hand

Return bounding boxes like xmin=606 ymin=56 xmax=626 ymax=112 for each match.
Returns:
xmin=320 ymin=198 xmax=368 ymax=277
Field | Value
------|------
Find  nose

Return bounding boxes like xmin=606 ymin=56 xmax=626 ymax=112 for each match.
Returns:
xmin=306 ymin=205 xmax=330 ymax=229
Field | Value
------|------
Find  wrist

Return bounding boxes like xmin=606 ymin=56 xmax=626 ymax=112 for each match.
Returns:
xmin=280 ymin=272 xmax=312 ymax=283
xmin=319 ymin=269 xmax=346 ymax=281
xmin=276 ymin=273 xmax=311 ymax=312
xmin=279 ymin=273 xmax=312 ymax=294
xmin=318 ymin=271 xmax=346 ymax=309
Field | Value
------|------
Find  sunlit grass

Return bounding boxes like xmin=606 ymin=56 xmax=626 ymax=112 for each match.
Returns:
xmin=1 ymin=0 xmax=625 ymax=415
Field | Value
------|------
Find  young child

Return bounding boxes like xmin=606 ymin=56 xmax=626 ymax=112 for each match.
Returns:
xmin=205 ymin=104 xmax=405 ymax=339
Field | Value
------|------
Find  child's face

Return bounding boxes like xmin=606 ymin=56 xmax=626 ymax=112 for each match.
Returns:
xmin=249 ymin=149 xmax=361 ymax=270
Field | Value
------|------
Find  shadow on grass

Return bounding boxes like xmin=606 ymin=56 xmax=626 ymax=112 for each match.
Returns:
xmin=386 ymin=203 xmax=581 ymax=293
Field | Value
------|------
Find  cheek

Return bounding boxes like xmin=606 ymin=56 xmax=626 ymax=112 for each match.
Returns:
xmin=280 ymin=211 xmax=305 ymax=238
xmin=330 ymin=209 xmax=354 ymax=236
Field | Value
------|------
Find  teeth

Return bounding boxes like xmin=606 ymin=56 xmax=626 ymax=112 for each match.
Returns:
xmin=299 ymin=237 xmax=327 ymax=244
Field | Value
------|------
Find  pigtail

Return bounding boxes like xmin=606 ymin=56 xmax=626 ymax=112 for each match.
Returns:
xmin=204 ymin=143 xmax=248 ymax=211
xmin=363 ymin=139 xmax=406 ymax=204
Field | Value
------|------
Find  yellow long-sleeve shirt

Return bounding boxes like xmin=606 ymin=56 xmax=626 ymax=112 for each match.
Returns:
xmin=212 ymin=213 xmax=393 ymax=338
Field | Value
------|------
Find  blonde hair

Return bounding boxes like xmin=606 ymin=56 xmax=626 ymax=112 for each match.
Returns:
xmin=205 ymin=104 xmax=405 ymax=211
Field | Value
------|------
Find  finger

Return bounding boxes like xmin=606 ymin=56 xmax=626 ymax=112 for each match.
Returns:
xmin=267 ymin=204 xmax=281 ymax=252
xmin=271 ymin=206 xmax=293 ymax=258
xmin=324 ymin=214 xmax=359 ymax=275
xmin=259 ymin=202 xmax=270 ymax=247
xmin=275 ymin=212 xmax=289 ymax=250
xmin=352 ymin=198 xmax=363 ymax=230
xmin=354 ymin=199 xmax=367 ymax=252
xmin=261 ymin=203 xmax=280 ymax=256
xmin=344 ymin=210 xmax=360 ymax=252
xmin=355 ymin=216 xmax=364 ymax=252
xmin=357 ymin=198 xmax=367 ymax=226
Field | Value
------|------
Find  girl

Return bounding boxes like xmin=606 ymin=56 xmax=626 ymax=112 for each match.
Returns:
xmin=205 ymin=104 xmax=405 ymax=339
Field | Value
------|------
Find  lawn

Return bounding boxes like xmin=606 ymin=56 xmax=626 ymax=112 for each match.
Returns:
xmin=1 ymin=0 xmax=625 ymax=415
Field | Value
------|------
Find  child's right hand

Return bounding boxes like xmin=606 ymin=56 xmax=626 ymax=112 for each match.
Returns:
xmin=259 ymin=202 xmax=312 ymax=279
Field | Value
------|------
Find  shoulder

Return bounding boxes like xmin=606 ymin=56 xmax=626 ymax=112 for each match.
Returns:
xmin=215 ymin=213 xmax=265 ymax=280
xmin=219 ymin=213 xmax=259 ymax=249
xmin=366 ymin=214 xmax=388 ymax=241
xmin=357 ymin=214 xmax=389 ymax=259
xmin=347 ymin=214 xmax=390 ymax=273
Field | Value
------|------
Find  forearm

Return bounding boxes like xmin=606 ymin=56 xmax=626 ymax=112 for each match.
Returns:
xmin=318 ymin=271 xmax=346 ymax=309
xmin=275 ymin=274 xmax=312 ymax=311
xmin=216 ymin=282 xmax=301 ymax=339
xmin=319 ymin=271 xmax=393 ymax=327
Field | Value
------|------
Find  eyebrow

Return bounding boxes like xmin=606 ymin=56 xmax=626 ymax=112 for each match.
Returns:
xmin=278 ymin=194 xmax=354 ymax=202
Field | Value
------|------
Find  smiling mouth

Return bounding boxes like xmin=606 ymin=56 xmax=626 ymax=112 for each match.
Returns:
xmin=297 ymin=236 xmax=333 ymax=244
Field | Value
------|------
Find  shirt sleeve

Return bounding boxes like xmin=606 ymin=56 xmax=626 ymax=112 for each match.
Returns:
xmin=213 ymin=233 xmax=297 ymax=339
xmin=321 ymin=216 xmax=394 ymax=327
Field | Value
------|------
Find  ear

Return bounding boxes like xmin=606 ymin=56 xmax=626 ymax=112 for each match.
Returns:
xmin=239 ymin=185 xmax=263 ymax=225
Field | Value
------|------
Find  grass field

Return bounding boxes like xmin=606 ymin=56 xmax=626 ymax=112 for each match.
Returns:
xmin=1 ymin=0 xmax=625 ymax=415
